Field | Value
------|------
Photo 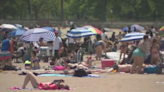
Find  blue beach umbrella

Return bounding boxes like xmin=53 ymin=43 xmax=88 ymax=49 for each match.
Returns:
xmin=8 ymin=29 xmax=26 ymax=37
xmin=122 ymin=27 xmax=129 ymax=32
xmin=42 ymin=27 xmax=54 ymax=32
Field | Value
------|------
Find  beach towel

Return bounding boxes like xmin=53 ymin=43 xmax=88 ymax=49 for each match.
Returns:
xmin=54 ymin=66 xmax=66 ymax=71
xmin=38 ymin=73 xmax=106 ymax=78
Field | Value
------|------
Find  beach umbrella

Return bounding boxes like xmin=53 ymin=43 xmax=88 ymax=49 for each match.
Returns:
xmin=14 ymin=24 xmax=29 ymax=30
xmin=66 ymin=28 xmax=96 ymax=38
xmin=130 ymin=24 xmax=144 ymax=31
xmin=83 ymin=26 xmax=102 ymax=34
xmin=122 ymin=27 xmax=129 ymax=32
xmin=120 ymin=32 xmax=150 ymax=42
xmin=0 ymin=24 xmax=17 ymax=31
xmin=19 ymin=28 xmax=55 ymax=42
xmin=160 ymin=26 xmax=164 ymax=31
xmin=102 ymin=28 xmax=113 ymax=32
xmin=42 ymin=27 xmax=54 ymax=32
xmin=8 ymin=29 xmax=26 ymax=37
xmin=14 ymin=24 xmax=23 ymax=29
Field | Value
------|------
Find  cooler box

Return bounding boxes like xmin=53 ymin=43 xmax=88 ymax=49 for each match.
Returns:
xmin=40 ymin=47 xmax=53 ymax=56
xmin=101 ymin=59 xmax=115 ymax=69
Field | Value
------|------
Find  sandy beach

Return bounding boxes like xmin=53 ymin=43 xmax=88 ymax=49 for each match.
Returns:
xmin=0 ymin=28 xmax=164 ymax=92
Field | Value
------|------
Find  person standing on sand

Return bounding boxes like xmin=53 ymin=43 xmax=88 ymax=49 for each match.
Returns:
xmin=131 ymin=35 xmax=149 ymax=74
xmin=116 ymin=32 xmax=122 ymax=40
xmin=94 ymin=40 xmax=107 ymax=60
xmin=153 ymin=32 xmax=161 ymax=46
xmin=0 ymin=36 xmax=14 ymax=68
xmin=150 ymin=39 xmax=160 ymax=65
xmin=53 ymin=31 xmax=62 ymax=61
xmin=119 ymin=41 xmax=128 ymax=60
xmin=101 ymin=29 xmax=108 ymax=41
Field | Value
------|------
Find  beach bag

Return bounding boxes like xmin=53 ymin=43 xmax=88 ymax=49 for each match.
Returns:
xmin=144 ymin=65 xmax=157 ymax=74
xmin=73 ymin=69 xmax=88 ymax=77
xmin=54 ymin=66 xmax=66 ymax=71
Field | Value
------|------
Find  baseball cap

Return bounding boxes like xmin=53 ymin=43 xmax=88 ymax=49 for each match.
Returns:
xmin=55 ymin=31 xmax=58 ymax=34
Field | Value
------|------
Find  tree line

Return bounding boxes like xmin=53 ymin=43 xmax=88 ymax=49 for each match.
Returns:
xmin=0 ymin=0 xmax=164 ymax=21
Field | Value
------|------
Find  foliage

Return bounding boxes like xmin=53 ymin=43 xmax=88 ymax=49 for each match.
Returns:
xmin=0 ymin=0 xmax=163 ymax=21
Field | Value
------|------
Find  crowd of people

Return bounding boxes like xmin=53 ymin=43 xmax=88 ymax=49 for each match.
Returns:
xmin=0 ymin=24 xmax=164 ymax=89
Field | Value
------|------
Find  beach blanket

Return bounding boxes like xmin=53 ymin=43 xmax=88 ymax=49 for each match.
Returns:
xmin=10 ymin=87 xmax=75 ymax=90
xmin=37 ymin=73 xmax=106 ymax=78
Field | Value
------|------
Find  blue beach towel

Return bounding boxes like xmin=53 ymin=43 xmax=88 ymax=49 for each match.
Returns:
xmin=38 ymin=74 xmax=106 ymax=78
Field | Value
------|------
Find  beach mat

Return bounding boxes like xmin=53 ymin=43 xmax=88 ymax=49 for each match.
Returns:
xmin=38 ymin=73 xmax=106 ymax=78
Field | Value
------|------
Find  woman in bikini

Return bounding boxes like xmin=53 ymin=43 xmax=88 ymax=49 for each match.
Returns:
xmin=22 ymin=72 xmax=69 ymax=90
xmin=131 ymin=35 xmax=149 ymax=74
xmin=119 ymin=41 xmax=128 ymax=60
xmin=30 ymin=51 xmax=40 ymax=70
xmin=150 ymin=39 xmax=160 ymax=65
xmin=94 ymin=40 xmax=107 ymax=60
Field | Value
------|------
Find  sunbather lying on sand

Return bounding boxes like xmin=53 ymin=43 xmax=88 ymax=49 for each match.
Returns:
xmin=63 ymin=64 xmax=132 ymax=75
xmin=64 ymin=57 xmax=94 ymax=69
xmin=22 ymin=72 xmax=70 ymax=90
xmin=64 ymin=64 xmax=162 ymax=74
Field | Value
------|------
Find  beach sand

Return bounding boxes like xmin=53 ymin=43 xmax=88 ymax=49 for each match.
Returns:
xmin=0 ymin=28 xmax=164 ymax=92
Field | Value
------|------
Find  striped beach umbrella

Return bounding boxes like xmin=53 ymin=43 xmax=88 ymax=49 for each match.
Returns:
xmin=66 ymin=28 xmax=96 ymax=38
xmin=120 ymin=32 xmax=150 ymax=42
xmin=83 ymin=26 xmax=102 ymax=34
xmin=160 ymin=26 xmax=164 ymax=31
xmin=19 ymin=28 xmax=55 ymax=42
